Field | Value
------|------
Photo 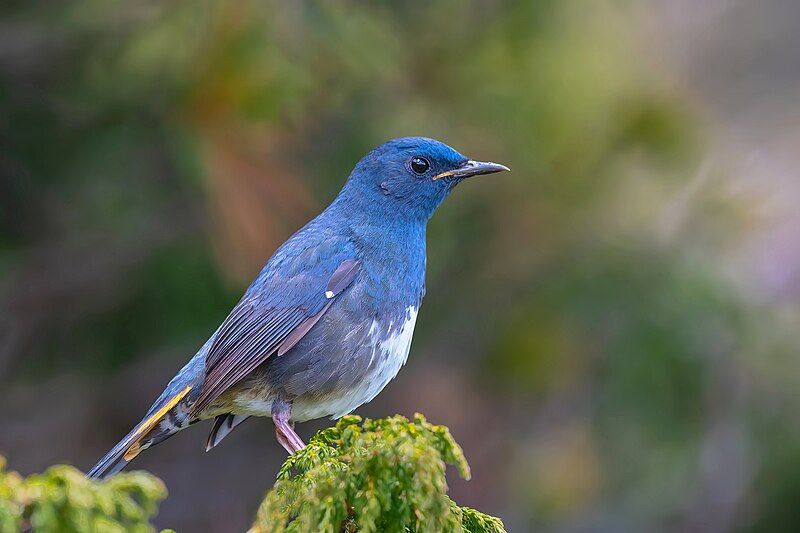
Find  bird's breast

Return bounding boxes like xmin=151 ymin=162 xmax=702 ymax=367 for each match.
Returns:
xmin=365 ymin=305 xmax=418 ymax=385
xmin=290 ymin=305 xmax=419 ymax=421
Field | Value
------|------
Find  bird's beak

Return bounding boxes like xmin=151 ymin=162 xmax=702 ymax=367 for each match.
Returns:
xmin=432 ymin=160 xmax=510 ymax=180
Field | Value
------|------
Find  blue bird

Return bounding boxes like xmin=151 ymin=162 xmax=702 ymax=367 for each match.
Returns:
xmin=88 ymin=137 xmax=508 ymax=478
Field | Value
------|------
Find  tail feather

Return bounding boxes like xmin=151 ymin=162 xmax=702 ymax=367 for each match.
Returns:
xmin=205 ymin=413 xmax=250 ymax=451
xmin=87 ymin=385 xmax=192 ymax=479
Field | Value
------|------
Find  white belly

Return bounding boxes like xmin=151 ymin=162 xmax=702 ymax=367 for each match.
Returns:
xmin=292 ymin=306 xmax=418 ymax=421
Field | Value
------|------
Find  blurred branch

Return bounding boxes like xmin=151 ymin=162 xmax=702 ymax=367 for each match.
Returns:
xmin=0 ymin=456 xmax=167 ymax=532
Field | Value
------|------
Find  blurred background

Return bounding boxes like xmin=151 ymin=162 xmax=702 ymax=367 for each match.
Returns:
xmin=2 ymin=0 xmax=800 ymax=531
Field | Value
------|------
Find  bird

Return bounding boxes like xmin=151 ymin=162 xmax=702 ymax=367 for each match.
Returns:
xmin=88 ymin=137 xmax=508 ymax=479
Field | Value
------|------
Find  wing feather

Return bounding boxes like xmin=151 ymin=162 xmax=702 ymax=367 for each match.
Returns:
xmin=191 ymin=257 xmax=361 ymax=416
xmin=278 ymin=301 xmax=333 ymax=356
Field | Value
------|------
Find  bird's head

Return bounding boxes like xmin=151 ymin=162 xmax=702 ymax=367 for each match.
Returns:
xmin=338 ymin=137 xmax=509 ymax=222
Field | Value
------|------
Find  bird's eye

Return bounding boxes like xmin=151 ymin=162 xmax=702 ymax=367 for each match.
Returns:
xmin=410 ymin=157 xmax=430 ymax=175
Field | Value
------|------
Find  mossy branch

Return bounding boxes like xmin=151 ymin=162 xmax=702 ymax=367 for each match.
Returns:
xmin=0 ymin=456 xmax=168 ymax=533
xmin=252 ymin=414 xmax=505 ymax=533
xmin=0 ymin=414 xmax=504 ymax=532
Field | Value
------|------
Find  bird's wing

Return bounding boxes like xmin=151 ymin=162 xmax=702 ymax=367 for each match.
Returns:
xmin=190 ymin=242 xmax=361 ymax=416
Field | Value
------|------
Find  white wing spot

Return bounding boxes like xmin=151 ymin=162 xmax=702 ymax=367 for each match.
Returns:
xmin=325 ymin=290 xmax=334 ymax=299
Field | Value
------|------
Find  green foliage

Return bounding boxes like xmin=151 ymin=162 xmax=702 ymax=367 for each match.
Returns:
xmin=0 ymin=456 xmax=167 ymax=533
xmin=252 ymin=414 xmax=505 ymax=533
xmin=0 ymin=416 xmax=501 ymax=532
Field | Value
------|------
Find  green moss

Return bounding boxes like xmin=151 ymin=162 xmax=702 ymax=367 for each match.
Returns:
xmin=0 ymin=415 xmax=503 ymax=532
xmin=253 ymin=414 xmax=505 ymax=533
xmin=0 ymin=457 xmax=166 ymax=533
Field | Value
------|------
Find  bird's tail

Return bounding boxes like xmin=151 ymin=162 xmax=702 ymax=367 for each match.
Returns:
xmin=87 ymin=385 xmax=192 ymax=479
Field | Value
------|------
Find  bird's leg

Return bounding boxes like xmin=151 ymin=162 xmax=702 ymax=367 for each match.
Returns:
xmin=272 ymin=396 xmax=305 ymax=454
xmin=274 ymin=427 xmax=293 ymax=453
xmin=281 ymin=420 xmax=305 ymax=453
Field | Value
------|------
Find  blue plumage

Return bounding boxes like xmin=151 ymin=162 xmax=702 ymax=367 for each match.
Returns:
xmin=88 ymin=137 xmax=508 ymax=478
